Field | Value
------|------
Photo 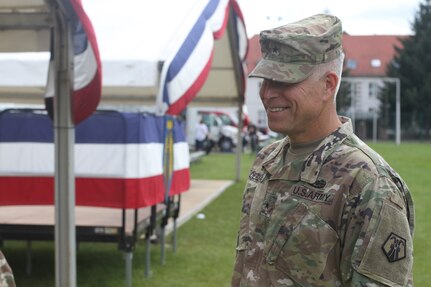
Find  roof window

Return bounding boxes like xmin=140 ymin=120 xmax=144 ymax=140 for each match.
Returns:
xmin=371 ymin=59 xmax=381 ymax=68
xmin=346 ymin=59 xmax=357 ymax=70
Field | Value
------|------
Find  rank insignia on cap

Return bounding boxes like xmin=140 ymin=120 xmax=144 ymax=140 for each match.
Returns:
xmin=382 ymin=232 xmax=407 ymax=263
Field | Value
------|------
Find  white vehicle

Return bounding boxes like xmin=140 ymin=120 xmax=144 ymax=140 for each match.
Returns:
xmin=186 ymin=106 xmax=277 ymax=152
xmin=187 ymin=107 xmax=241 ymax=152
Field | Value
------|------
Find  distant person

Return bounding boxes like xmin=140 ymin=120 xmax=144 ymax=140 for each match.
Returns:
xmin=232 ymin=14 xmax=414 ymax=286
xmin=0 ymin=250 xmax=16 ymax=287
xmin=195 ymin=119 xmax=208 ymax=151
xmin=247 ymin=124 xmax=258 ymax=153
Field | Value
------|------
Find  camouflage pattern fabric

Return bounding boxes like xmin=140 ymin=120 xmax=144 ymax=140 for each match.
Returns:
xmin=249 ymin=14 xmax=343 ymax=84
xmin=0 ymin=251 xmax=15 ymax=287
xmin=232 ymin=117 xmax=414 ymax=287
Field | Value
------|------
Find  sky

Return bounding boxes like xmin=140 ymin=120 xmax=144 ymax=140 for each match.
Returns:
xmin=80 ymin=0 xmax=422 ymax=61
xmin=0 ymin=0 xmax=422 ymax=61
xmin=237 ymin=0 xmax=421 ymax=37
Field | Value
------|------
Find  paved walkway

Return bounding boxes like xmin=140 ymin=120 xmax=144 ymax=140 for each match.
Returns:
xmin=166 ymin=179 xmax=234 ymax=233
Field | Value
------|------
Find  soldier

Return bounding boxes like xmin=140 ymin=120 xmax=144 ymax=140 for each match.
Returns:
xmin=232 ymin=14 xmax=414 ymax=286
xmin=0 ymin=250 xmax=15 ymax=287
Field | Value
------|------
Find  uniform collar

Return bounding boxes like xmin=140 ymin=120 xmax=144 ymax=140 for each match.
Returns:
xmin=263 ymin=116 xmax=353 ymax=184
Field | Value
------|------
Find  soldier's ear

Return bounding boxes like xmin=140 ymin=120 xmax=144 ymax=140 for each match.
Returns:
xmin=323 ymin=72 xmax=338 ymax=100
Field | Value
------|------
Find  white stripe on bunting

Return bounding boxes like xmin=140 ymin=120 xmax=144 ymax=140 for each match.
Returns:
xmin=0 ymin=142 xmax=189 ymax=178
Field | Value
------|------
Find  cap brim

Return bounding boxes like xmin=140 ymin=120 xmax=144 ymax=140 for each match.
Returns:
xmin=249 ymin=59 xmax=315 ymax=84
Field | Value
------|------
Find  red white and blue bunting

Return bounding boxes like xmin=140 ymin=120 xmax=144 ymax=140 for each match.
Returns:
xmin=0 ymin=110 xmax=190 ymax=208
xmin=45 ymin=0 xmax=102 ymax=124
xmin=156 ymin=0 xmax=248 ymax=116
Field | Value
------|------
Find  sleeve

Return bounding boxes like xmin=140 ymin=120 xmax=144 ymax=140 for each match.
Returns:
xmin=231 ymin=177 xmax=257 ymax=286
xmin=231 ymin=141 xmax=282 ymax=286
xmin=232 ymin=147 xmax=269 ymax=286
xmin=0 ymin=250 xmax=16 ymax=287
xmin=340 ymin=175 xmax=414 ymax=287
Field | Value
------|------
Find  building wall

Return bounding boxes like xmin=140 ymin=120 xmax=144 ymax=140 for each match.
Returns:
xmin=343 ymin=77 xmax=384 ymax=120
xmin=245 ymin=77 xmax=267 ymax=130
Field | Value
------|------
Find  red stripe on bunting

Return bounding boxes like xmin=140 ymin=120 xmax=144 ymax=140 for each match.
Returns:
xmin=72 ymin=68 xmax=102 ymax=124
xmin=213 ymin=3 xmax=230 ymax=40
xmin=0 ymin=168 xmax=189 ymax=208
xmin=169 ymin=168 xmax=191 ymax=196
xmin=77 ymin=175 xmax=165 ymax=208
xmin=70 ymin=0 xmax=102 ymax=124
xmin=0 ymin=177 xmax=54 ymax=205
xmin=165 ymin=50 xmax=215 ymax=115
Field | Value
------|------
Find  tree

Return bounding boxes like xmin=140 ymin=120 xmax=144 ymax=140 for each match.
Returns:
xmin=336 ymin=69 xmax=351 ymax=115
xmin=385 ymin=0 xmax=431 ymax=138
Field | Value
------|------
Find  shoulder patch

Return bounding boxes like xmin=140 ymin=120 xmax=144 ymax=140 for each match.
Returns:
xmin=382 ymin=232 xmax=406 ymax=263
xmin=356 ymin=203 xmax=413 ymax=286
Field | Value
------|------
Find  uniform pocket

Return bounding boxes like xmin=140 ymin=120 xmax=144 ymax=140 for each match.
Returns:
xmin=234 ymin=240 xmax=249 ymax=268
xmin=242 ymin=185 xmax=256 ymax=215
xmin=232 ymin=241 xmax=249 ymax=286
xmin=266 ymin=202 xmax=339 ymax=285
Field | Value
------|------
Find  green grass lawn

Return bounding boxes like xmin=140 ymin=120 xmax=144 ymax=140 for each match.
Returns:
xmin=3 ymin=143 xmax=430 ymax=286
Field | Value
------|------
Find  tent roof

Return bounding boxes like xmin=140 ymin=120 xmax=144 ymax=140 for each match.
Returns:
xmin=0 ymin=0 xmax=51 ymax=52
xmin=0 ymin=4 xmax=244 ymax=109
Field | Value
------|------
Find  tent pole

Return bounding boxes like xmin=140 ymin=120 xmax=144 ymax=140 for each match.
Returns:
xmin=227 ymin=5 xmax=245 ymax=182
xmin=53 ymin=3 xmax=76 ymax=287
xmin=235 ymin=101 xmax=243 ymax=182
xmin=395 ymin=78 xmax=401 ymax=145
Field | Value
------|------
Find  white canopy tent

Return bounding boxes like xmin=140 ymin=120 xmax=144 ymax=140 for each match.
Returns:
xmin=0 ymin=4 xmax=247 ymax=180
xmin=0 ymin=1 xmax=246 ymax=286
xmin=0 ymin=12 xmax=245 ymax=107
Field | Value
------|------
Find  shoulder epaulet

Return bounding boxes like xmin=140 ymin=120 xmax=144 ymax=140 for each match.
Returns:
xmin=346 ymin=134 xmax=392 ymax=177
xmin=256 ymin=138 xmax=285 ymax=160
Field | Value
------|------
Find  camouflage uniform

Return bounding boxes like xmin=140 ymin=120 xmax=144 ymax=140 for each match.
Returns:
xmin=0 ymin=251 xmax=15 ymax=287
xmin=232 ymin=117 xmax=414 ymax=286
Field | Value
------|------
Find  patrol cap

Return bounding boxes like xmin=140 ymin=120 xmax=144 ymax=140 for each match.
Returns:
xmin=249 ymin=14 xmax=343 ymax=83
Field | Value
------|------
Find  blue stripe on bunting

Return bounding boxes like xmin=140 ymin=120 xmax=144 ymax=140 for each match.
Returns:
xmin=58 ymin=0 xmax=88 ymax=54
xmin=0 ymin=109 xmax=53 ymax=143
xmin=0 ymin=109 xmax=185 ymax=144
xmin=173 ymin=117 xmax=187 ymax=143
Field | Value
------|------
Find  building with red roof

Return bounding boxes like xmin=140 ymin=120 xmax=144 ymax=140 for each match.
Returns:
xmin=342 ymin=33 xmax=405 ymax=128
xmin=343 ymin=34 xmax=405 ymax=77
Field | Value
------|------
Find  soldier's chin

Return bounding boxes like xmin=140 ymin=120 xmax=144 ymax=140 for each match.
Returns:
xmin=267 ymin=122 xmax=286 ymax=135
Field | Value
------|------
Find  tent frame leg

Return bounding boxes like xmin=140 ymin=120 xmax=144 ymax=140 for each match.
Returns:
xmin=26 ymin=240 xmax=32 ymax=276
xmin=124 ymin=251 xmax=133 ymax=287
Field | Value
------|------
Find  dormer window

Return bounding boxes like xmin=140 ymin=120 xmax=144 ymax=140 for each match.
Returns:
xmin=346 ymin=59 xmax=357 ymax=69
xmin=371 ymin=59 xmax=381 ymax=68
